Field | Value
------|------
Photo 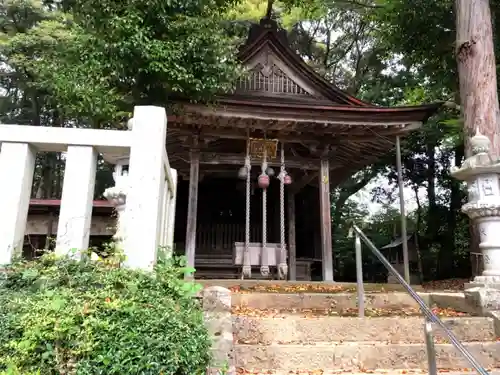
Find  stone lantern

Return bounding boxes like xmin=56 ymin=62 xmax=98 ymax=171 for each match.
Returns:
xmin=451 ymin=129 xmax=500 ymax=311
xmin=103 ymin=162 xmax=130 ymax=248
xmin=102 ymin=117 xmax=134 ymax=248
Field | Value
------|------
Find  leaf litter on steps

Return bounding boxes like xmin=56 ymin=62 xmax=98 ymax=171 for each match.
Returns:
xmin=236 ymin=369 xmax=500 ymax=375
xmin=226 ymin=278 xmax=469 ymax=294
xmin=232 ymin=305 xmax=469 ymax=318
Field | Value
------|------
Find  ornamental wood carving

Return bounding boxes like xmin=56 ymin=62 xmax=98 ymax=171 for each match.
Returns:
xmin=236 ymin=63 xmax=311 ymax=97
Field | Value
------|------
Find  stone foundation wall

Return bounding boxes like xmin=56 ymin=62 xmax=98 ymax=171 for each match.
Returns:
xmin=201 ymin=286 xmax=234 ymax=375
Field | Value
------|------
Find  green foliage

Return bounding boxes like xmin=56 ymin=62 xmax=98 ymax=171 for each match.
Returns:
xmin=373 ymin=0 xmax=456 ymax=91
xmin=1 ymin=0 xmax=245 ymax=124
xmin=0 ymin=253 xmax=209 ymax=375
xmin=37 ymin=0 xmax=243 ymax=121
xmin=226 ymin=0 xmax=323 ymax=29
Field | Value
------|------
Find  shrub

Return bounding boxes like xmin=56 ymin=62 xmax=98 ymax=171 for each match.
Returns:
xmin=0 ymin=253 xmax=210 ymax=375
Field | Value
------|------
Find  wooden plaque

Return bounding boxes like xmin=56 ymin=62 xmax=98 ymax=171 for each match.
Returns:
xmin=249 ymin=138 xmax=278 ymax=159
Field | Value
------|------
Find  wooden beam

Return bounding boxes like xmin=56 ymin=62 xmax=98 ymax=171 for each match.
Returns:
xmin=170 ymin=105 xmax=424 ymax=127
xmin=198 ymin=152 xmax=321 ymax=170
xmin=170 ymin=150 xmax=386 ymax=184
xmin=287 ymin=191 xmax=297 ymax=281
xmin=168 ymin=126 xmax=415 ymax=144
xmin=319 ymin=158 xmax=334 ymax=281
xmin=185 ymin=148 xmax=200 ymax=274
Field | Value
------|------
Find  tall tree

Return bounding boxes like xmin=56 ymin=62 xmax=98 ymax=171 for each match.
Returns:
xmin=456 ymin=0 xmax=500 ymax=156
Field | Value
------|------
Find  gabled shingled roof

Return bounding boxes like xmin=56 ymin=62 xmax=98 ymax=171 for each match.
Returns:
xmin=237 ymin=17 xmax=371 ymax=106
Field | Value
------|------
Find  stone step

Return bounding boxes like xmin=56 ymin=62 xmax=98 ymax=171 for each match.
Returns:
xmin=234 ymin=342 xmax=500 ymax=371
xmin=200 ymin=280 xmax=426 ymax=294
xmin=235 ymin=370 xmax=500 ymax=375
xmin=233 ymin=292 xmax=430 ymax=311
xmin=233 ymin=316 xmax=497 ymax=344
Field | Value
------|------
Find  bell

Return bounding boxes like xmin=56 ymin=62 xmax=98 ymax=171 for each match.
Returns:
xmin=266 ymin=167 xmax=275 ymax=177
xmin=238 ymin=166 xmax=248 ymax=180
xmin=284 ymin=174 xmax=292 ymax=185
xmin=258 ymin=173 xmax=270 ymax=189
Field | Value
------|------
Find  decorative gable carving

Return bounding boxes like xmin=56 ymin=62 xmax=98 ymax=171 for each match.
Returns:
xmin=236 ymin=63 xmax=311 ymax=96
xmin=236 ymin=46 xmax=326 ymax=99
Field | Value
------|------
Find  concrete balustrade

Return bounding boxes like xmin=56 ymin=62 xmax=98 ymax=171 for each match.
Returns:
xmin=0 ymin=106 xmax=177 ymax=270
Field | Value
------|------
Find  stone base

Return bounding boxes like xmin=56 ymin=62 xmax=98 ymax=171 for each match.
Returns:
xmin=202 ymin=286 xmax=235 ymax=375
xmin=472 ymin=275 xmax=500 ymax=284
xmin=464 ymin=282 xmax=500 ymax=313
xmin=465 ymin=282 xmax=500 ymax=289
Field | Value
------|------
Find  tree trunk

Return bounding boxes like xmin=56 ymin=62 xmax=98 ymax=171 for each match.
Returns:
xmin=456 ymin=0 xmax=500 ymax=157
xmin=413 ymin=185 xmax=424 ymax=282
xmin=424 ymin=145 xmax=440 ymax=276
xmin=456 ymin=0 xmax=499 ymax=279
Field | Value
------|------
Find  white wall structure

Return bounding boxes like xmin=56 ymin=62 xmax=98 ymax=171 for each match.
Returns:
xmin=0 ymin=106 xmax=178 ymax=270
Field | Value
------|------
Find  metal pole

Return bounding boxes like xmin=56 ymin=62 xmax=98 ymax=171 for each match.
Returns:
xmin=396 ymin=136 xmax=410 ymax=284
xmin=353 ymin=224 xmax=490 ymax=375
xmin=424 ymin=319 xmax=438 ymax=375
xmin=355 ymin=233 xmax=365 ymax=317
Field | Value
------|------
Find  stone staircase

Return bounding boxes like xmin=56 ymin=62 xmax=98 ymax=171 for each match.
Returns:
xmin=209 ymin=283 xmax=500 ymax=375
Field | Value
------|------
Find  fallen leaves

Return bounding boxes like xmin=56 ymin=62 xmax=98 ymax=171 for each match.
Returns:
xmin=229 ymin=284 xmax=355 ymax=294
xmin=235 ymin=369 xmax=492 ymax=375
xmin=422 ymin=279 xmax=469 ymax=291
xmin=220 ymin=279 xmax=471 ymax=294
xmin=231 ymin=305 xmax=469 ymax=318
xmin=431 ymin=306 xmax=469 ymax=317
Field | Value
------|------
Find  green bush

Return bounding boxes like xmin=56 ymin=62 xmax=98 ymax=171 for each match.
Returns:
xmin=0 ymin=253 xmax=211 ymax=375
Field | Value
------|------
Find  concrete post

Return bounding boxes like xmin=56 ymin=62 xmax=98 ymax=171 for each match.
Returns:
xmin=123 ymin=106 xmax=168 ymax=270
xmin=0 ymin=142 xmax=36 ymax=264
xmin=55 ymin=145 xmax=98 ymax=257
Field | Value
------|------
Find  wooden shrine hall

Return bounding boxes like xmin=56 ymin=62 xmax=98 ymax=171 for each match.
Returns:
xmin=166 ymin=16 xmax=441 ymax=281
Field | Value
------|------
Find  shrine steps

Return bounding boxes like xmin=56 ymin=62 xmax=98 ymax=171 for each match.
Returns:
xmin=235 ymin=342 xmax=500 ymax=371
xmin=232 ymin=291 xmax=427 ymax=311
xmin=233 ymin=316 xmax=497 ymax=345
xmin=234 ymin=371 xmax=499 ymax=375
xmin=234 ymin=318 xmax=500 ymax=370
xmin=228 ymin=287 xmax=500 ymax=374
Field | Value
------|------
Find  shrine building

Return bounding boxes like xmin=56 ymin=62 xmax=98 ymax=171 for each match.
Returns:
xmin=23 ymin=17 xmax=441 ymax=281
xmin=164 ymin=17 xmax=441 ymax=281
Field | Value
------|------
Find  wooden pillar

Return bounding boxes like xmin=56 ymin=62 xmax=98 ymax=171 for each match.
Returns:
xmin=287 ymin=191 xmax=297 ymax=281
xmin=185 ymin=148 xmax=200 ymax=271
xmin=319 ymin=159 xmax=334 ymax=281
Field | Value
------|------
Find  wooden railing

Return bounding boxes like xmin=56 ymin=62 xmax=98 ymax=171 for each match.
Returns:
xmin=196 ymin=223 xmax=262 ymax=255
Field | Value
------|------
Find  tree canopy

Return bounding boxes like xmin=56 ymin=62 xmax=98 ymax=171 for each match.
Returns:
xmin=2 ymin=0 xmax=243 ymax=125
